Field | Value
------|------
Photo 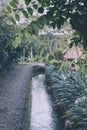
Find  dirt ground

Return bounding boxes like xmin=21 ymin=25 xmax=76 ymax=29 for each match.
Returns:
xmin=0 ymin=64 xmax=32 ymax=130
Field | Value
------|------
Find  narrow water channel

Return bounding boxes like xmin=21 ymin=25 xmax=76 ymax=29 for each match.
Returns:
xmin=30 ymin=74 xmax=62 ymax=130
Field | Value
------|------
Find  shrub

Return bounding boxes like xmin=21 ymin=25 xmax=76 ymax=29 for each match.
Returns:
xmin=45 ymin=64 xmax=87 ymax=130
xmin=47 ymin=54 xmax=55 ymax=62
xmin=0 ymin=20 xmax=22 ymax=73
xmin=49 ymin=59 xmax=62 ymax=67
xmin=54 ymin=50 xmax=63 ymax=60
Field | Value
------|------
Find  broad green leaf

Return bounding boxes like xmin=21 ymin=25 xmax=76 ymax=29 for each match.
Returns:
xmin=38 ymin=7 xmax=44 ymax=13
xmin=27 ymin=7 xmax=33 ymax=15
xmin=36 ymin=16 xmax=46 ymax=29
xmin=12 ymin=0 xmax=18 ymax=4
xmin=11 ymin=17 xmax=16 ymax=24
xmin=10 ymin=2 xmax=17 ymax=8
xmin=12 ymin=37 xmax=21 ymax=48
xmin=32 ymin=1 xmax=36 ymax=4
xmin=33 ymin=4 xmax=38 ymax=9
xmin=6 ymin=5 xmax=11 ymax=13
xmin=22 ymin=10 xmax=28 ymax=18
xmin=25 ymin=0 xmax=31 ymax=5
xmin=28 ymin=22 xmax=39 ymax=35
xmin=42 ymin=1 xmax=50 ymax=7
xmin=15 ymin=14 xmax=20 ymax=21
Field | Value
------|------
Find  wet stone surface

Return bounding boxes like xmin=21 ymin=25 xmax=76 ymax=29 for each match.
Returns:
xmin=30 ymin=74 xmax=62 ymax=130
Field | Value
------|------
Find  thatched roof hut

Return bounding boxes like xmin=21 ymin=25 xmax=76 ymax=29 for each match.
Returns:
xmin=63 ymin=46 xmax=84 ymax=61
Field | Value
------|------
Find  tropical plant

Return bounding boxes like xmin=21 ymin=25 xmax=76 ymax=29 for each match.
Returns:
xmin=45 ymin=63 xmax=87 ymax=130
xmin=0 ymin=19 xmax=23 ymax=72
xmin=5 ymin=0 xmax=87 ymax=49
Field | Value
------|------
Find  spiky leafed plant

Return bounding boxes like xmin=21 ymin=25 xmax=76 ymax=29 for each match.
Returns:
xmin=45 ymin=63 xmax=87 ymax=130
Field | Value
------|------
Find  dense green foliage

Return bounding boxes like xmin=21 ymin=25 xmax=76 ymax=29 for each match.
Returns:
xmin=22 ymin=33 xmax=66 ymax=62
xmin=0 ymin=19 xmax=23 ymax=72
xmin=0 ymin=8 xmax=67 ymax=70
xmin=45 ymin=64 xmax=87 ymax=130
xmin=6 ymin=0 xmax=87 ymax=48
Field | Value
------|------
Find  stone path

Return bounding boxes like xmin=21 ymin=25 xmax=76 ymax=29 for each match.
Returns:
xmin=0 ymin=64 xmax=32 ymax=130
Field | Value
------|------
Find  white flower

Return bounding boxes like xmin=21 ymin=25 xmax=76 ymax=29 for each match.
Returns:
xmin=74 ymin=96 xmax=87 ymax=106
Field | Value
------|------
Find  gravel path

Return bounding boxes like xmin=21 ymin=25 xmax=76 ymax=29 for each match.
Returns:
xmin=0 ymin=64 xmax=32 ymax=130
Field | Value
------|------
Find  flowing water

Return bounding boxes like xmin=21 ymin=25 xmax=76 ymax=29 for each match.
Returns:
xmin=30 ymin=74 xmax=62 ymax=130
